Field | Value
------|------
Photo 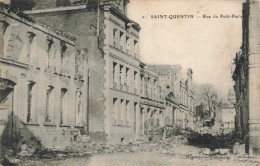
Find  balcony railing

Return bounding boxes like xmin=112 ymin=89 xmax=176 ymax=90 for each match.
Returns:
xmin=112 ymin=118 xmax=118 ymax=126
xmin=113 ymin=82 xmax=117 ymax=89
xmin=120 ymin=84 xmax=123 ymax=90
xmin=125 ymin=85 xmax=129 ymax=92
xmin=140 ymin=98 xmax=165 ymax=108
xmin=125 ymin=120 xmax=130 ymax=126
xmin=113 ymin=37 xmax=117 ymax=47
xmin=76 ymin=74 xmax=84 ymax=81
xmin=134 ymin=88 xmax=137 ymax=94
xmin=60 ymin=68 xmax=70 ymax=77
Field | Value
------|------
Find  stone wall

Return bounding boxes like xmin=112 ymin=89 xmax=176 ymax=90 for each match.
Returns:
xmin=233 ymin=0 xmax=260 ymax=155
xmin=28 ymin=7 xmax=107 ymax=139
xmin=1 ymin=115 xmax=82 ymax=151
xmin=0 ymin=5 xmax=88 ymax=150
xmin=11 ymin=0 xmax=83 ymax=10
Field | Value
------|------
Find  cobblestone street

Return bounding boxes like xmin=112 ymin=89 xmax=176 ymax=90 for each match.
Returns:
xmin=19 ymin=151 xmax=260 ymax=166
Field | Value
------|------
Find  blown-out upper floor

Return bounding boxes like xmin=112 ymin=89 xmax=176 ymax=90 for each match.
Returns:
xmin=0 ymin=4 xmax=87 ymax=81
xmin=146 ymin=64 xmax=194 ymax=109
xmin=11 ymin=0 xmax=130 ymax=16
xmin=12 ymin=0 xmax=141 ymax=63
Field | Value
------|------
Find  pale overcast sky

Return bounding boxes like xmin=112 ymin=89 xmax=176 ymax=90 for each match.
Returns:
xmin=128 ymin=0 xmax=244 ymax=100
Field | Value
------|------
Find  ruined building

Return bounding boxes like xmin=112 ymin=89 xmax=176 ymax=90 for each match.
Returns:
xmin=14 ymin=0 xmax=146 ymax=144
xmin=232 ymin=0 xmax=260 ymax=155
xmin=139 ymin=62 xmax=165 ymax=140
xmin=147 ymin=65 xmax=194 ymax=131
xmin=221 ymin=103 xmax=235 ymax=130
xmin=5 ymin=0 xmax=195 ymax=145
xmin=0 ymin=3 xmax=88 ymax=149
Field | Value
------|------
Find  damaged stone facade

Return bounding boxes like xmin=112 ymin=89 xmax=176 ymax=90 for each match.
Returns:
xmin=147 ymin=65 xmax=194 ymax=131
xmin=221 ymin=104 xmax=235 ymax=130
xmin=18 ymin=0 xmax=143 ymax=144
xmin=102 ymin=2 xmax=142 ymax=144
xmin=7 ymin=0 xmax=195 ymax=145
xmin=139 ymin=62 xmax=165 ymax=140
xmin=0 ymin=4 xmax=88 ymax=149
xmin=232 ymin=0 xmax=260 ymax=155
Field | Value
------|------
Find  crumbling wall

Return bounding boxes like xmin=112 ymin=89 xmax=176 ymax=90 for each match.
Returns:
xmin=30 ymin=8 xmax=107 ymax=142
xmin=1 ymin=115 xmax=42 ymax=153
xmin=10 ymin=0 xmax=83 ymax=10
xmin=1 ymin=114 xmax=83 ymax=153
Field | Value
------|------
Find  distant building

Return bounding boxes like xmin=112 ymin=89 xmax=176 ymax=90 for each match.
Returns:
xmin=147 ymin=65 xmax=194 ymax=130
xmin=139 ymin=62 xmax=165 ymax=139
xmin=221 ymin=103 xmax=235 ymax=129
xmin=194 ymin=103 xmax=204 ymax=121
xmin=146 ymin=65 xmax=180 ymax=134
xmin=0 ymin=3 xmax=88 ymax=149
xmin=232 ymin=0 xmax=260 ymax=155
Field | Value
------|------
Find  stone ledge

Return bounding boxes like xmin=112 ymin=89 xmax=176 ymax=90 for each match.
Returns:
xmin=74 ymin=125 xmax=85 ymax=128
xmin=112 ymin=125 xmax=131 ymax=128
xmin=24 ymin=5 xmax=87 ymax=15
xmin=59 ymin=124 xmax=72 ymax=128
xmin=43 ymin=123 xmax=57 ymax=127
xmin=248 ymin=119 xmax=260 ymax=124
xmin=23 ymin=122 xmax=40 ymax=126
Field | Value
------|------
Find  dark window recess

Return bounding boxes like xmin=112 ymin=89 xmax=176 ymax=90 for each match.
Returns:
xmin=11 ymin=0 xmax=35 ymax=10
xmin=121 ymin=138 xmax=124 ymax=143
xmin=27 ymin=82 xmax=35 ymax=123
xmin=56 ymin=0 xmax=71 ymax=7
xmin=73 ymin=135 xmax=78 ymax=141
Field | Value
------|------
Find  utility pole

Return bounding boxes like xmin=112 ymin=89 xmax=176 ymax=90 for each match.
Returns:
xmin=87 ymin=69 xmax=89 ymax=135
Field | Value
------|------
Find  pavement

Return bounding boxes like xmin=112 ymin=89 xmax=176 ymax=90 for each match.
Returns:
xmin=19 ymin=151 xmax=260 ymax=166
xmin=2 ymin=135 xmax=260 ymax=166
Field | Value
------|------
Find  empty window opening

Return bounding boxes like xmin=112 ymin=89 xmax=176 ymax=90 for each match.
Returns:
xmin=121 ymin=138 xmax=125 ymax=143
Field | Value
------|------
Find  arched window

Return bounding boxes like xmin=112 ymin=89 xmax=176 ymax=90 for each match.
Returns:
xmin=112 ymin=98 xmax=118 ymax=125
xmin=61 ymin=43 xmax=68 ymax=75
xmin=26 ymin=32 xmax=36 ymax=63
xmin=75 ymin=89 xmax=83 ymax=125
xmin=46 ymin=86 xmax=55 ymax=123
xmin=27 ymin=81 xmax=36 ymax=123
xmin=46 ymin=37 xmax=53 ymax=70
xmin=61 ymin=88 xmax=68 ymax=124
xmin=0 ymin=21 xmax=9 ymax=57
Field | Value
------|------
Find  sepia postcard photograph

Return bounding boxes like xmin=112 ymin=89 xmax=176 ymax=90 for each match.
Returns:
xmin=0 ymin=0 xmax=259 ymax=165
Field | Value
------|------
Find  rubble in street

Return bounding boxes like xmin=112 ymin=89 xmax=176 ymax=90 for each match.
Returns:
xmin=184 ymin=129 xmax=243 ymax=150
xmin=1 ymin=132 xmax=259 ymax=166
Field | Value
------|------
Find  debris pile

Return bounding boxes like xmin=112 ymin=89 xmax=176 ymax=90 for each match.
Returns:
xmin=61 ymin=135 xmax=190 ymax=156
xmin=184 ymin=130 xmax=243 ymax=150
xmin=2 ymin=132 xmax=259 ymax=165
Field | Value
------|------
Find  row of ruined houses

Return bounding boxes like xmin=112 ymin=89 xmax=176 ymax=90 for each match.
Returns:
xmin=232 ymin=0 xmax=260 ymax=155
xmin=0 ymin=0 xmax=194 ymax=149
